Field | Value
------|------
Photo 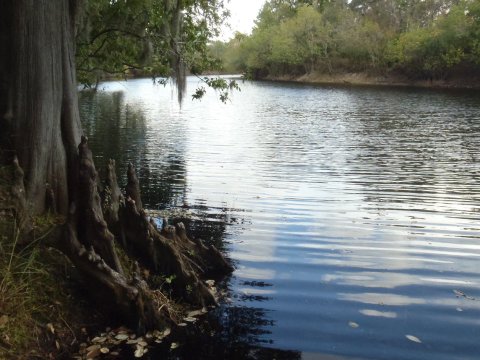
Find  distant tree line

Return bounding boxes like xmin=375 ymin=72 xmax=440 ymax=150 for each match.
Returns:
xmin=210 ymin=0 xmax=480 ymax=81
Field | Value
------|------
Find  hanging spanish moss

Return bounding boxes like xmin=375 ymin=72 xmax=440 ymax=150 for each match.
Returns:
xmin=169 ymin=0 xmax=187 ymax=104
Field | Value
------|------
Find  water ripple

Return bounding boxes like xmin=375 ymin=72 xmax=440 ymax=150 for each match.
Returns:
xmin=80 ymin=79 xmax=480 ymax=360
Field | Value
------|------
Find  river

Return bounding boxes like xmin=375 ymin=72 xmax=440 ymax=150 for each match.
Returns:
xmin=79 ymin=77 xmax=480 ymax=360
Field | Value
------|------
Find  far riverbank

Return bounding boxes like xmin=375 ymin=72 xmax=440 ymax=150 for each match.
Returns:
xmin=260 ymin=71 xmax=480 ymax=90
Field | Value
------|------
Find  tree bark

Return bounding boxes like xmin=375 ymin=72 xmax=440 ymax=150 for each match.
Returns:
xmin=126 ymin=163 xmax=143 ymax=210
xmin=77 ymin=136 xmax=123 ymax=273
xmin=0 ymin=0 xmax=82 ymax=215
xmin=0 ymin=0 xmax=233 ymax=334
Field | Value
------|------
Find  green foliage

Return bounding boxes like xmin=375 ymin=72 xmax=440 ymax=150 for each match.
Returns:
xmin=0 ymin=218 xmax=84 ymax=358
xmin=465 ymin=0 xmax=480 ymax=64
xmin=0 ymin=167 xmax=93 ymax=357
xmin=217 ymin=33 xmax=250 ymax=73
xmin=0 ymin=237 xmax=46 ymax=355
xmin=193 ymin=77 xmax=240 ymax=103
xmin=165 ymin=274 xmax=176 ymax=284
xmin=75 ymin=0 xmax=480 ymax=89
xmin=386 ymin=1 xmax=475 ymax=78
xmin=218 ymin=0 xmax=480 ymax=81
xmin=385 ymin=28 xmax=432 ymax=74
xmin=349 ymin=0 xmax=461 ymax=31
xmin=274 ymin=6 xmax=327 ymax=70
xmin=76 ymin=0 xmax=232 ymax=101
xmin=191 ymin=87 xmax=207 ymax=101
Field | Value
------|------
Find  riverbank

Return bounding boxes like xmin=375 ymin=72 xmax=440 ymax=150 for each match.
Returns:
xmin=0 ymin=155 xmax=226 ymax=359
xmin=0 ymin=200 xmax=208 ymax=360
xmin=261 ymin=71 xmax=480 ymax=90
xmin=0 ymin=160 xmax=104 ymax=359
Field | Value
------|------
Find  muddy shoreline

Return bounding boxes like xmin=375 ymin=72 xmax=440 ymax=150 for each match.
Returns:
xmin=260 ymin=71 xmax=480 ymax=90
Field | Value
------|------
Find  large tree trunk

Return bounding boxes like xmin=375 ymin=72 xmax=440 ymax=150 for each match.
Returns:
xmin=0 ymin=0 xmax=232 ymax=334
xmin=0 ymin=0 xmax=82 ymax=215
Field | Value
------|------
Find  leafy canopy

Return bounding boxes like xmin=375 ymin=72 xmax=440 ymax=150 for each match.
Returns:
xmin=77 ymin=0 xmax=237 ymax=102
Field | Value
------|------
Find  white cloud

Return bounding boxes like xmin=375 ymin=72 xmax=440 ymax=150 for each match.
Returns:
xmin=220 ymin=0 xmax=266 ymax=40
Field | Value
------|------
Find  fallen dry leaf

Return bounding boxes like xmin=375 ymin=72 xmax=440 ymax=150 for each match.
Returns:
xmin=0 ymin=315 xmax=8 ymax=328
xmin=187 ymin=308 xmax=207 ymax=318
xmin=406 ymin=334 xmax=422 ymax=343
xmin=86 ymin=344 xmax=100 ymax=353
xmin=86 ymin=347 xmax=101 ymax=359
xmin=134 ymin=348 xmax=144 ymax=358
xmin=115 ymin=334 xmax=129 ymax=341
xmin=348 ymin=321 xmax=359 ymax=329
xmin=92 ymin=336 xmax=106 ymax=343
xmin=46 ymin=323 xmax=55 ymax=335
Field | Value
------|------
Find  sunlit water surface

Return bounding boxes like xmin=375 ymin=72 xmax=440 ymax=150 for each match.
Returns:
xmin=80 ymin=78 xmax=480 ymax=360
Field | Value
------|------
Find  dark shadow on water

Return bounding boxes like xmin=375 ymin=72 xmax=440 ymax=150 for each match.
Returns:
xmin=170 ymin=203 xmax=251 ymax=252
xmin=79 ymin=90 xmax=188 ymax=209
xmin=79 ymin=89 xmax=295 ymax=359
xmin=144 ymin=304 xmax=301 ymax=360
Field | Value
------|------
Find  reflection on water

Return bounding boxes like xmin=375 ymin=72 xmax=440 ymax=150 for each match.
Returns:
xmin=80 ymin=90 xmax=188 ymax=209
xmin=80 ymin=79 xmax=480 ymax=360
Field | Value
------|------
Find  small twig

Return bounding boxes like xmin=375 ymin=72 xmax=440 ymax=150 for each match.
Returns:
xmin=59 ymin=313 xmax=77 ymax=342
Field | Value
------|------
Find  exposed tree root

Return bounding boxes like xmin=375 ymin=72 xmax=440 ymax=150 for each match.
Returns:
xmin=61 ymin=219 xmax=169 ymax=333
xmin=164 ymin=221 xmax=234 ymax=277
xmin=76 ymin=136 xmax=123 ymax=274
xmin=6 ymin=156 xmax=33 ymax=241
xmin=125 ymin=163 xmax=142 ymax=210
xmin=6 ymin=137 xmax=233 ymax=334
xmin=102 ymin=159 xmax=125 ymax=247
xmin=122 ymin=197 xmax=217 ymax=306
xmin=109 ymin=162 xmax=232 ymax=306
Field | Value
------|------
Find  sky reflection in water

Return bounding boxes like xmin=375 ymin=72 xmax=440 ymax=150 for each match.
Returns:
xmin=80 ymin=78 xmax=480 ymax=360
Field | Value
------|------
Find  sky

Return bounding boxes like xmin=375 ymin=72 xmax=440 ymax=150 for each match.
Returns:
xmin=220 ymin=0 xmax=266 ymax=40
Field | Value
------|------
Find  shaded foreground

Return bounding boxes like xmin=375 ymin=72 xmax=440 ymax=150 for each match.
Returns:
xmin=0 ymin=137 xmax=233 ymax=358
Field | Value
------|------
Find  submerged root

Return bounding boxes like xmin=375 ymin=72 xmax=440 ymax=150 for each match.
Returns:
xmin=61 ymin=220 xmax=170 ymax=333
xmin=59 ymin=138 xmax=232 ymax=333
xmin=121 ymin=195 xmax=218 ymax=307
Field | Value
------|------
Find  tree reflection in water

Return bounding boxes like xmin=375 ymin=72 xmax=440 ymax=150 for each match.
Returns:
xmin=147 ymin=209 xmax=299 ymax=359
xmin=148 ymin=303 xmax=300 ymax=360
xmin=79 ymin=89 xmax=300 ymax=359
xmin=79 ymin=90 xmax=189 ymax=209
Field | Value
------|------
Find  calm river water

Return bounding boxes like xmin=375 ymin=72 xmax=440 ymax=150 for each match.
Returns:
xmin=79 ymin=78 xmax=480 ymax=360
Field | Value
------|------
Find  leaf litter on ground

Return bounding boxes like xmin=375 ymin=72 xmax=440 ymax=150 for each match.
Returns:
xmin=75 ymin=325 xmax=174 ymax=359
